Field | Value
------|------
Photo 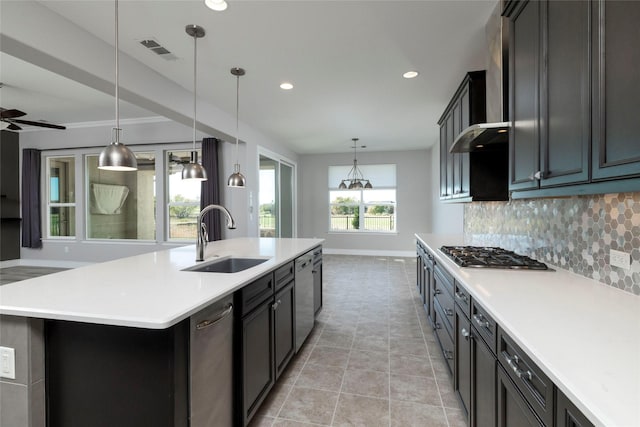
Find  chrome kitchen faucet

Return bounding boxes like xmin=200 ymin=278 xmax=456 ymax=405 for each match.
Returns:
xmin=196 ymin=204 xmax=236 ymax=261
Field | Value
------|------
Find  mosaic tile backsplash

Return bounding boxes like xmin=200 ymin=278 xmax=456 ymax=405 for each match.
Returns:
xmin=464 ymin=193 xmax=640 ymax=296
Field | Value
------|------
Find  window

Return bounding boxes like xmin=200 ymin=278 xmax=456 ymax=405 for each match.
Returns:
xmin=167 ymin=150 xmax=202 ymax=240
xmin=328 ymin=164 xmax=396 ymax=232
xmin=46 ymin=157 xmax=76 ymax=238
xmin=85 ymin=152 xmax=156 ymax=240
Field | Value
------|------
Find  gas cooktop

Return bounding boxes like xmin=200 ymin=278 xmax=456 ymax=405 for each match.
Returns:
xmin=439 ymin=246 xmax=550 ymax=270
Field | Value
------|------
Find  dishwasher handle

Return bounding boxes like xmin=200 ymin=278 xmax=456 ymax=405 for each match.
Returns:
xmin=195 ymin=303 xmax=233 ymax=330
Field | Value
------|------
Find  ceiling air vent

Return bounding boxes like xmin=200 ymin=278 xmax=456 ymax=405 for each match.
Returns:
xmin=138 ymin=38 xmax=178 ymax=61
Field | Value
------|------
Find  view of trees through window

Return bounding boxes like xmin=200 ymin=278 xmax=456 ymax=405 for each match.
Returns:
xmin=329 ymin=190 xmax=396 ymax=232
xmin=167 ymin=151 xmax=201 ymax=240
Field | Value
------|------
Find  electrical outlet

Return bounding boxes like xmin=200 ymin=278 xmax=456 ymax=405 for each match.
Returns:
xmin=0 ymin=346 xmax=16 ymax=379
xmin=610 ymin=249 xmax=631 ymax=270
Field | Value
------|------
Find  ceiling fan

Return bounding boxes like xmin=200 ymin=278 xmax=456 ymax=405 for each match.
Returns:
xmin=1 ymin=107 xmax=66 ymax=131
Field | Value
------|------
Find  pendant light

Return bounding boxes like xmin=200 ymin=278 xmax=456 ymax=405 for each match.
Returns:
xmin=98 ymin=0 xmax=137 ymax=171
xmin=182 ymin=25 xmax=208 ymax=181
xmin=338 ymin=138 xmax=372 ymax=190
xmin=227 ymin=67 xmax=246 ymax=188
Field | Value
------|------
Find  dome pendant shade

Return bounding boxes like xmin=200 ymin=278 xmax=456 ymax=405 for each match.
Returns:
xmin=227 ymin=163 xmax=246 ymax=187
xmin=98 ymin=142 xmax=138 ymax=171
xmin=182 ymin=151 xmax=207 ymax=181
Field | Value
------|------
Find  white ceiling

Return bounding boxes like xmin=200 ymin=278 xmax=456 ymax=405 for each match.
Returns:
xmin=0 ymin=0 xmax=497 ymax=154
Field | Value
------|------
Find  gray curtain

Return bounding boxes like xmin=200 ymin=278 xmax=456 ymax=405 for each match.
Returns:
xmin=200 ymin=138 xmax=221 ymax=241
xmin=21 ymin=149 xmax=42 ymax=248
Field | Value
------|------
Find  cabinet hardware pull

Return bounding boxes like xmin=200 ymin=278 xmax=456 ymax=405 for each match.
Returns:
xmin=444 ymin=308 xmax=454 ymax=316
xmin=461 ymin=328 xmax=472 ymax=340
xmin=444 ymin=350 xmax=454 ymax=360
xmin=433 ymin=289 xmax=442 ymax=296
xmin=272 ymin=299 xmax=282 ymax=310
xmin=473 ymin=314 xmax=490 ymax=330
xmin=195 ymin=303 xmax=233 ymax=330
xmin=434 ymin=322 xmax=442 ymax=330
xmin=455 ymin=291 xmax=468 ymax=303
xmin=504 ymin=352 xmax=533 ymax=381
xmin=528 ymin=170 xmax=542 ymax=181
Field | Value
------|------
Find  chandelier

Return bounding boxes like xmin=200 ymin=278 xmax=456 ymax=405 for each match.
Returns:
xmin=338 ymin=138 xmax=373 ymax=190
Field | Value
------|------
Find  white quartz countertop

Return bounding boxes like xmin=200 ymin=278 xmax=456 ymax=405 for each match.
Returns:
xmin=0 ymin=238 xmax=323 ymax=329
xmin=415 ymin=234 xmax=640 ymax=427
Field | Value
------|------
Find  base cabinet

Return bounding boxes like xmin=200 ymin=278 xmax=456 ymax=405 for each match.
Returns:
xmin=556 ymin=389 xmax=595 ymax=427
xmin=274 ymin=281 xmax=296 ymax=378
xmin=497 ymin=365 xmax=544 ymax=427
xmin=312 ymin=247 xmax=323 ymax=316
xmin=238 ymin=298 xmax=275 ymax=426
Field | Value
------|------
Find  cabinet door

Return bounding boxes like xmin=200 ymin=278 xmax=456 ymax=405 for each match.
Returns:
xmin=440 ymin=123 xmax=449 ymax=198
xmin=455 ymin=307 xmax=471 ymax=420
xmin=313 ymin=261 xmax=323 ymax=316
xmin=509 ymin=0 xmax=541 ymax=191
xmin=540 ymin=0 xmax=590 ymax=187
xmin=274 ymin=281 xmax=295 ymax=378
xmin=556 ymin=389 xmax=595 ymax=427
xmin=592 ymin=0 xmax=640 ymax=180
xmin=452 ymin=100 xmax=463 ymax=197
xmin=445 ymin=112 xmax=455 ymax=198
xmin=241 ymin=300 xmax=274 ymax=425
xmin=459 ymin=87 xmax=471 ymax=197
xmin=497 ymin=366 xmax=545 ymax=427
xmin=473 ymin=327 xmax=496 ymax=427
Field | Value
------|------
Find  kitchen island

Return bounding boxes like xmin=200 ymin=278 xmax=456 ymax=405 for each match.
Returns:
xmin=0 ymin=237 xmax=323 ymax=427
xmin=416 ymin=234 xmax=640 ymax=427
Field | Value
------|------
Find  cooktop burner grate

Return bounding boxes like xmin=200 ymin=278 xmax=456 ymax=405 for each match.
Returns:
xmin=439 ymin=246 xmax=549 ymax=270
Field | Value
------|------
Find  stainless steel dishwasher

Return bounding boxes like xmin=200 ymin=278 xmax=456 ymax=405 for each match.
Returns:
xmin=189 ymin=295 xmax=234 ymax=427
xmin=295 ymin=252 xmax=314 ymax=352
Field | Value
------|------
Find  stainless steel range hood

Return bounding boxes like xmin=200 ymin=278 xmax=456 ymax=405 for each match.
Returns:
xmin=449 ymin=122 xmax=510 ymax=153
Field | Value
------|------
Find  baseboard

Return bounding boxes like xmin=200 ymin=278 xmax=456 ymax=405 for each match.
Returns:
xmin=0 ymin=259 xmax=92 ymax=269
xmin=322 ymin=248 xmax=414 ymax=258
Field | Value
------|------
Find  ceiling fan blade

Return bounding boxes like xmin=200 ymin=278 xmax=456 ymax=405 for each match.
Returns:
xmin=11 ymin=119 xmax=66 ymax=130
xmin=7 ymin=123 xmax=22 ymax=131
xmin=0 ymin=109 xmax=27 ymax=119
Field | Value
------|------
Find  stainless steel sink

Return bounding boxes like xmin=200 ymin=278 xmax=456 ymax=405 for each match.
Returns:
xmin=182 ymin=257 xmax=268 ymax=273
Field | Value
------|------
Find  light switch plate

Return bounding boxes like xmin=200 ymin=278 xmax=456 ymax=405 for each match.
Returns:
xmin=610 ymin=249 xmax=631 ymax=270
xmin=0 ymin=346 xmax=16 ymax=379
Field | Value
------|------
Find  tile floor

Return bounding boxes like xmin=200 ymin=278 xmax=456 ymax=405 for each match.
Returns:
xmin=0 ymin=266 xmax=68 ymax=286
xmin=249 ymin=255 xmax=466 ymax=427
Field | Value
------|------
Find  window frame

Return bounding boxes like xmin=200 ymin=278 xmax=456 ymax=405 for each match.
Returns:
xmin=328 ymin=164 xmax=397 ymax=234
xmin=45 ymin=155 xmax=76 ymax=239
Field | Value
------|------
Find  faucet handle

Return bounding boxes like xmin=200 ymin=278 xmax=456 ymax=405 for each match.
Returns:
xmin=200 ymin=222 xmax=209 ymax=244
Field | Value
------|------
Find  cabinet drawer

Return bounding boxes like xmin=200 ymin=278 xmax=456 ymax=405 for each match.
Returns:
xmin=498 ymin=329 xmax=554 ymax=427
xmin=433 ymin=299 xmax=454 ymax=374
xmin=274 ymin=261 xmax=294 ymax=291
xmin=433 ymin=267 xmax=455 ymax=332
xmin=471 ymin=300 xmax=497 ymax=353
xmin=238 ymin=273 xmax=274 ymax=317
xmin=454 ymin=281 xmax=471 ymax=317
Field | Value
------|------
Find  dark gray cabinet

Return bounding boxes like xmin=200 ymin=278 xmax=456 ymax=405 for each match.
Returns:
xmin=455 ymin=306 xmax=472 ymax=418
xmin=556 ymin=389 xmax=595 ymax=427
xmin=506 ymin=0 xmax=640 ymax=198
xmin=591 ymin=0 xmax=640 ymax=181
xmin=238 ymin=295 xmax=274 ymax=426
xmin=507 ymin=0 xmax=590 ymax=191
xmin=274 ymin=281 xmax=295 ymax=378
xmin=438 ymin=71 xmax=508 ymax=202
xmin=1 ymin=131 xmax=21 ymax=260
xmin=416 ymin=242 xmax=432 ymax=320
xmin=312 ymin=247 xmax=323 ymax=316
xmin=497 ymin=365 xmax=545 ymax=427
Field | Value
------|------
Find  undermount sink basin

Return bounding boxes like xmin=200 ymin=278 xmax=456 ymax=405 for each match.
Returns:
xmin=182 ymin=257 xmax=269 ymax=273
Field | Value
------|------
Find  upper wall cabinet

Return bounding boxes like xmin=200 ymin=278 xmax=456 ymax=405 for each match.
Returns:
xmin=438 ymin=71 xmax=508 ymax=203
xmin=592 ymin=0 xmax=640 ymax=181
xmin=505 ymin=0 xmax=640 ymax=198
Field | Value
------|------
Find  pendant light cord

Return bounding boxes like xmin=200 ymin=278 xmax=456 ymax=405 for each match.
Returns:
xmin=235 ymin=74 xmax=240 ymax=163
xmin=114 ymin=0 xmax=120 ymax=142
xmin=193 ymin=31 xmax=197 ymax=151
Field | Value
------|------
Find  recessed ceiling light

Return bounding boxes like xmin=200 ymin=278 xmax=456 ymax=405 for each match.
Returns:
xmin=280 ymin=82 xmax=293 ymax=90
xmin=403 ymin=71 xmax=419 ymax=79
xmin=204 ymin=0 xmax=227 ymax=11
